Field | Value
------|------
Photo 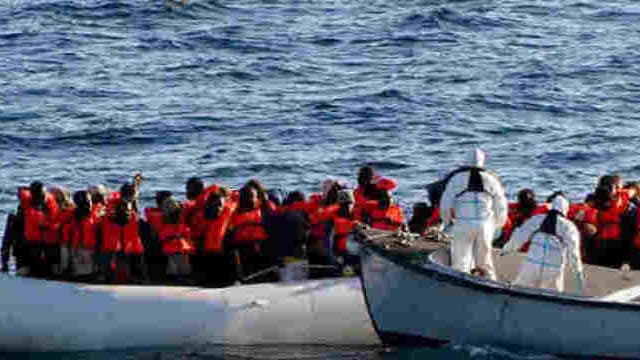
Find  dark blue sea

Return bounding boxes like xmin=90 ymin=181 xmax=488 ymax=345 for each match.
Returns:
xmin=1 ymin=0 xmax=639 ymax=358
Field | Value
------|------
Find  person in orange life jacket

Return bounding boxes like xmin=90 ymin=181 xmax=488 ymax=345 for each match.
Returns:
xmin=22 ymin=181 xmax=59 ymax=277
xmin=65 ymin=191 xmax=100 ymax=280
xmin=99 ymin=183 xmax=147 ymax=283
xmin=1 ymin=187 xmax=28 ymax=274
xmin=408 ymin=202 xmax=431 ymax=235
xmin=194 ymin=191 xmax=235 ymax=286
xmin=228 ymin=185 xmax=272 ymax=283
xmin=592 ymin=181 xmax=632 ymax=268
xmin=48 ymin=187 xmax=75 ymax=277
xmin=158 ymin=197 xmax=194 ymax=282
xmin=140 ymin=190 xmax=173 ymax=282
xmin=367 ymin=180 xmax=405 ymax=232
xmin=182 ymin=177 xmax=204 ymax=231
xmin=498 ymin=189 xmax=549 ymax=250
xmin=355 ymin=166 xmax=379 ymax=206
xmin=88 ymin=184 xmax=109 ymax=218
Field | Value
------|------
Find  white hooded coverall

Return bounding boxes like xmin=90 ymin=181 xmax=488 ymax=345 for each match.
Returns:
xmin=440 ymin=149 xmax=508 ymax=280
xmin=502 ymin=195 xmax=584 ymax=292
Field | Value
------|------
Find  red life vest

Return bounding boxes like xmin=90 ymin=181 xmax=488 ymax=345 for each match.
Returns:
xmin=568 ymin=203 xmax=597 ymax=225
xmin=66 ymin=214 xmax=100 ymax=250
xmin=199 ymin=206 xmax=233 ymax=253
xmin=309 ymin=204 xmax=339 ymax=241
xmin=47 ymin=208 xmax=75 ymax=245
xmin=157 ymin=223 xmax=194 ymax=255
xmin=333 ymin=216 xmax=355 ymax=254
xmin=101 ymin=207 xmax=144 ymax=254
xmin=597 ymin=192 xmax=629 ymax=242
xmin=502 ymin=203 xmax=549 ymax=245
xmin=23 ymin=191 xmax=59 ymax=243
xmin=424 ymin=207 xmax=441 ymax=230
xmin=229 ymin=208 xmax=268 ymax=245
xmin=370 ymin=204 xmax=405 ymax=231
xmin=144 ymin=208 xmax=163 ymax=233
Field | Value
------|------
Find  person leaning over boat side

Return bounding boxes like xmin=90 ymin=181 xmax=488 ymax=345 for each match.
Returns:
xmin=439 ymin=148 xmax=508 ymax=280
xmin=21 ymin=181 xmax=60 ymax=277
xmin=1 ymin=188 xmax=28 ymax=274
xmin=366 ymin=179 xmax=405 ymax=232
xmin=501 ymin=193 xmax=585 ymax=293
xmin=64 ymin=191 xmax=100 ymax=281
xmin=158 ymin=197 xmax=194 ymax=283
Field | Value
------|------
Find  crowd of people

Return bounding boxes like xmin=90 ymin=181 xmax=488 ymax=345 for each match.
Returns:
xmin=0 ymin=167 xmax=405 ymax=287
xmin=2 ymin=148 xmax=640 ymax=292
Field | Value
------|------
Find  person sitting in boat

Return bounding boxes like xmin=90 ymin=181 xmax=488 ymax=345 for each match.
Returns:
xmin=354 ymin=166 xmax=379 ymax=206
xmin=366 ymin=179 xmax=405 ymax=232
xmin=99 ymin=182 xmax=147 ymax=283
xmin=21 ymin=181 xmax=60 ymax=277
xmin=498 ymin=189 xmax=549 ymax=249
xmin=439 ymin=148 xmax=508 ymax=281
xmin=1 ymin=187 xmax=28 ymax=274
xmin=501 ymin=193 xmax=585 ymax=293
xmin=227 ymin=185 xmax=273 ymax=283
xmin=592 ymin=176 xmax=633 ymax=268
xmin=141 ymin=190 xmax=173 ymax=282
xmin=193 ymin=190 xmax=235 ymax=286
xmin=158 ymin=197 xmax=194 ymax=283
xmin=65 ymin=191 xmax=100 ymax=281
xmin=88 ymin=184 xmax=109 ymax=218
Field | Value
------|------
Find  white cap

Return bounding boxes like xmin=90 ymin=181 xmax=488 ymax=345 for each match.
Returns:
xmin=551 ymin=194 xmax=569 ymax=216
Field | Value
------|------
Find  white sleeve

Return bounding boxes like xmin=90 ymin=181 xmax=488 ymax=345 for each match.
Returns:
xmin=486 ymin=174 xmax=508 ymax=228
xmin=502 ymin=216 xmax=541 ymax=254
xmin=563 ymin=222 xmax=584 ymax=275
xmin=439 ymin=174 xmax=462 ymax=225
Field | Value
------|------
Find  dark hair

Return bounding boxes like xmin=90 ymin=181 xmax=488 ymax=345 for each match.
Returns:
xmin=120 ymin=182 xmax=136 ymax=200
xmin=186 ymin=177 xmax=204 ymax=200
xmin=245 ymin=179 xmax=267 ymax=195
xmin=155 ymin=191 xmax=173 ymax=208
xmin=284 ymin=191 xmax=305 ymax=206
xmin=358 ymin=166 xmax=375 ymax=186
xmin=545 ymin=190 xmax=567 ymax=204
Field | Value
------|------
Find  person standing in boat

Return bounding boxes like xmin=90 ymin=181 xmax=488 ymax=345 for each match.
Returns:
xmin=501 ymin=193 xmax=585 ymax=293
xmin=21 ymin=181 xmax=60 ymax=277
xmin=439 ymin=148 xmax=508 ymax=280
xmin=1 ymin=187 xmax=28 ymax=274
xmin=65 ymin=191 xmax=100 ymax=281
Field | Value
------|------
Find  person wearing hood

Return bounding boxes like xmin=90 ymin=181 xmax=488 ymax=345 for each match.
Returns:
xmin=439 ymin=148 xmax=508 ymax=280
xmin=501 ymin=193 xmax=585 ymax=293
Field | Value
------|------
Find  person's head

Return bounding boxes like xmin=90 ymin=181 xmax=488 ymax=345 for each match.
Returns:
xmin=120 ymin=182 xmax=137 ymax=203
xmin=612 ymin=173 xmax=623 ymax=191
xmin=550 ymin=192 xmax=569 ymax=216
xmin=284 ymin=191 xmax=306 ymax=206
xmin=204 ymin=191 xmax=225 ymax=219
xmin=357 ymin=166 xmax=376 ymax=187
xmin=185 ymin=177 xmax=204 ymax=201
xmin=411 ymin=202 xmax=429 ymax=219
xmin=154 ymin=190 xmax=173 ymax=208
xmin=584 ymin=193 xmax=596 ymax=207
xmin=337 ymin=190 xmax=355 ymax=216
xmin=29 ymin=181 xmax=45 ymax=206
xmin=323 ymin=181 xmax=343 ymax=206
xmin=466 ymin=148 xmax=486 ymax=168
xmin=238 ymin=186 xmax=259 ymax=211
xmin=517 ymin=188 xmax=537 ymax=213
xmin=88 ymin=184 xmax=108 ymax=205
xmin=112 ymin=199 xmax=133 ymax=226
xmin=50 ymin=187 xmax=73 ymax=210
xmin=545 ymin=190 xmax=567 ymax=204
xmin=597 ymin=175 xmax=617 ymax=195
xmin=245 ymin=179 xmax=267 ymax=196
xmin=161 ymin=197 xmax=182 ymax=224
xmin=73 ymin=191 xmax=92 ymax=219
xmin=594 ymin=186 xmax=615 ymax=208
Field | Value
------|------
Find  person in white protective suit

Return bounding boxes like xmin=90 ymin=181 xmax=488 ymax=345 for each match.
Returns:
xmin=501 ymin=193 xmax=585 ymax=293
xmin=439 ymin=148 xmax=508 ymax=280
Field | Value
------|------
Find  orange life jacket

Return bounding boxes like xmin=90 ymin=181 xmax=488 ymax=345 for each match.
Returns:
xmin=502 ymin=203 xmax=549 ymax=245
xmin=66 ymin=214 xmax=100 ymax=250
xmin=370 ymin=204 xmax=405 ymax=231
xmin=157 ymin=222 xmax=194 ymax=255
xmin=101 ymin=204 xmax=144 ymax=254
xmin=23 ymin=191 xmax=59 ymax=243
xmin=144 ymin=207 xmax=163 ymax=233
xmin=47 ymin=208 xmax=75 ymax=245
xmin=199 ymin=206 xmax=233 ymax=253
xmin=568 ymin=203 xmax=597 ymax=225
xmin=597 ymin=192 xmax=629 ymax=242
xmin=229 ymin=208 xmax=268 ymax=245
xmin=309 ymin=204 xmax=339 ymax=241
xmin=333 ymin=216 xmax=355 ymax=254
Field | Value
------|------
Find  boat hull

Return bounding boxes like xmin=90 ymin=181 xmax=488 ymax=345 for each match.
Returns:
xmin=0 ymin=276 xmax=378 ymax=351
xmin=360 ymin=245 xmax=640 ymax=358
